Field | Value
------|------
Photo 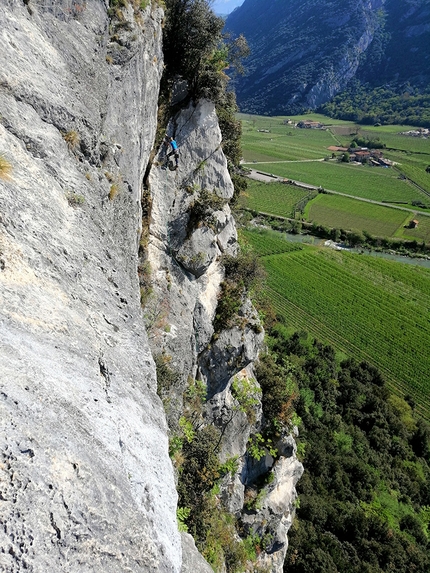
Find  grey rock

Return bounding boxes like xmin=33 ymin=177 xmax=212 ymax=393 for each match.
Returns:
xmin=243 ymin=452 xmax=276 ymax=486
xmin=220 ymin=471 xmax=245 ymax=516
xmin=193 ymin=301 xmax=214 ymax=354
xmin=200 ymin=300 xmax=264 ymax=399
xmin=171 ymin=79 xmax=189 ymax=106
xmin=0 ymin=2 xmax=180 ymax=572
xmin=181 ymin=532 xmax=213 ymax=573
xmin=242 ymin=448 xmax=304 ymax=573
xmin=146 ymin=99 xmax=237 ymax=380
xmin=176 ymin=226 xmax=218 ymax=278
xmin=216 ymin=211 xmax=238 ymax=255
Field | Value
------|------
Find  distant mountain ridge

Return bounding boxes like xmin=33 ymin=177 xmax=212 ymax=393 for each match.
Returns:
xmin=212 ymin=0 xmax=243 ymax=16
xmin=225 ymin=0 xmax=430 ymax=115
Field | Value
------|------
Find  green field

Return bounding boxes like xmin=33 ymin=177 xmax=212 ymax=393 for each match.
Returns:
xmin=304 ymin=193 xmax=410 ymax=236
xmin=246 ymin=161 xmax=425 ymax=204
xmin=239 ymin=113 xmax=430 ymax=239
xmin=398 ymin=215 xmax=430 ymax=243
xmin=242 ymin=130 xmax=336 ymax=162
xmin=239 ymin=180 xmax=312 ymax=218
xmin=239 ymin=114 xmax=430 ymax=204
xmin=241 ymin=228 xmax=430 ymax=420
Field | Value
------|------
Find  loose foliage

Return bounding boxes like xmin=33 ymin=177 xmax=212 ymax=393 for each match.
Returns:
xmin=270 ymin=327 xmax=430 ymax=573
xmin=162 ymin=0 xmax=225 ymax=101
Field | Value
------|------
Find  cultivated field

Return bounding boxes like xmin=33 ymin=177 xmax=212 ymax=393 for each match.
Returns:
xmin=239 ymin=113 xmax=430 ymax=239
xmin=239 ymin=180 xmax=312 ymax=218
xmin=240 ymin=114 xmax=430 ymax=193
xmin=304 ymin=194 xmax=410 ymax=237
xmin=241 ymin=228 xmax=430 ymax=420
xmin=398 ymin=215 xmax=430 ymax=243
xmin=247 ymin=161 xmax=425 ymax=204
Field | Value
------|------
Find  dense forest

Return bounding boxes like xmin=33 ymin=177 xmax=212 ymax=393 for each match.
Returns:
xmin=255 ymin=324 xmax=430 ymax=572
xmin=320 ymin=81 xmax=430 ymax=127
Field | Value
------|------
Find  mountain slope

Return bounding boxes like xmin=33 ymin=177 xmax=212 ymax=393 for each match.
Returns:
xmin=225 ymin=0 xmax=430 ymax=115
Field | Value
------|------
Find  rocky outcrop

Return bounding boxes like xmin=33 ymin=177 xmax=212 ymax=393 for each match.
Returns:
xmin=146 ymin=99 xmax=237 ymax=384
xmin=180 ymin=533 xmax=214 ymax=573
xmin=0 ymin=2 xmax=181 ymax=571
xmin=146 ymin=97 xmax=303 ymax=572
xmin=243 ymin=436 xmax=304 ymax=572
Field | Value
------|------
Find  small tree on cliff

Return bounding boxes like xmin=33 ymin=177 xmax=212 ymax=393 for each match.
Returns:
xmin=163 ymin=0 xmax=225 ymax=100
xmin=163 ymin=0 xmax=249 ymax=102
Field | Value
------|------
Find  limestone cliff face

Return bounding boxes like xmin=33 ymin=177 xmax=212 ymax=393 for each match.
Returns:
xmin=0 ymin=2 xmax=302 ymax=572
xmin=0 ymin=2 xmax=181 ymax=571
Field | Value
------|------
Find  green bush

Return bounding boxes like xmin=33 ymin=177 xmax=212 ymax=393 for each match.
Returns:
xmin=213 ymin=250 xmax=264 ymax=332
xmin=186 ymin=188 xmax=226 ymax=237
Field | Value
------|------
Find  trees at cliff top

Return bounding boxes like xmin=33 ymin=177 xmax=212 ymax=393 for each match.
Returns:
xmin=162 ymin=0 xmax=249 ymax=197
xmin=163 ymin=0 xmax=249 ymax=101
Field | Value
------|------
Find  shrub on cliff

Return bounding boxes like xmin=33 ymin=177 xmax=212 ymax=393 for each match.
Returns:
xmin=163 ymin=0 xmax=225 ymax=100
xmin=213 ymin=251 xmax=265 ymax=332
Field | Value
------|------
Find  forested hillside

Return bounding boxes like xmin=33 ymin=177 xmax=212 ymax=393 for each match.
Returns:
xmin=225 ymin=0 xmax=430 ymax=121
xmin=257 ymin=326 xmax=430 ymax=573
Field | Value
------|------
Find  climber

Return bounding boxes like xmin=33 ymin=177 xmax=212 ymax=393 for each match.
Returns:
xmin=163 ymin=135 xmax=179 ymax=170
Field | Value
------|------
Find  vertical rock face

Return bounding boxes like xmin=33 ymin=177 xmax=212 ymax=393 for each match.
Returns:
xmin=146 ymin=99 xmax=303 ymax=572
xmin=0 ymin=2 xmax=181 ymax=572
xmin=147 ymin=99 xmax=238 ymax=387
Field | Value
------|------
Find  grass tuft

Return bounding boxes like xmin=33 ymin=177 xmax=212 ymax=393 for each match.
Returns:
xmin=109 ymin=183 xmax=120 ymax=200
xmin=0 ymin=155 xmax=12 ymax=180
xmin=63 ymin=130 xmax=80 ymax=150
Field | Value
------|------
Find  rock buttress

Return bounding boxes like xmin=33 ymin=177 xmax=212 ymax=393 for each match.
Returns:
xmin=145 ymin=98 xmax=303 ymax=572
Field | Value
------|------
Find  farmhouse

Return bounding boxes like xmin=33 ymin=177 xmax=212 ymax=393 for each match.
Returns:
xmin=352 ymin=150 xmax=371 ymax=161
xmin=346 ymin=148 xmax=393 ymax=167
xmin=297 ymin=120 xmax=324 ymax=129
xmin=409 ymin=219 xmax=419 ymax=228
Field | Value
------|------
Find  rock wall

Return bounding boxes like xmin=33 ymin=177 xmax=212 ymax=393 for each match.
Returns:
xmin=146 ymin=99 xmax=303 ymax=571
xmin=0 ymin=2 xmax=303 ymax=572
xmin=0 ymin=1 xmax=181 ymax=571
